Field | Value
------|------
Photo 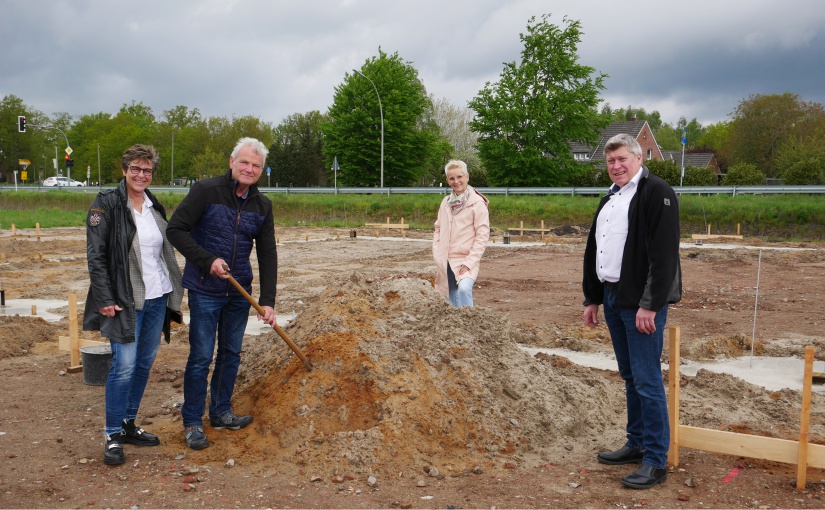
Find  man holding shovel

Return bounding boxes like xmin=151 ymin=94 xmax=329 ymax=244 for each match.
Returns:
xmin=167 ymin=137 xmax=277 ymax=450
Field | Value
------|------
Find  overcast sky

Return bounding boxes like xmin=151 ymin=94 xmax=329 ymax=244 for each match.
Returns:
xmin=3 ymin=0 xmax=824 ymax=128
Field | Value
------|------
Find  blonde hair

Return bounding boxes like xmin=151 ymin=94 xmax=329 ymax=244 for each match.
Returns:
xmin=444 ymin=160 xmax=468 ymax=177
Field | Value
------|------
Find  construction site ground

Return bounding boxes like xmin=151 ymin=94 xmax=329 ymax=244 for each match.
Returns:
xmin=1 ymin=226 xmax=825 ymax=509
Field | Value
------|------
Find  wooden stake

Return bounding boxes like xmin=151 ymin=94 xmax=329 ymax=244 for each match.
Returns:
xmin=798 ymin=346 xmax=814 ymax=489
xmin=520 ymin=220 xmax=524 ymax=236
xmin=737 ymin=223 xmax=741 ymax=236
xmin=36 ymin=222 xmax=41 ymax=242
xmin=31 ymin=305 xmax=36 ymax=316
xmin=541 ymin=220 xmax=545 ymax=240
xmin=11 ymin=224 xmax=16 ymax=236
xmin=707 ymin=224 xmax=711 ymax=236
xmin=68 ymin=293 xmax=81 ymax=370
xmin=668 ymin=325 xmax=681 ymax=468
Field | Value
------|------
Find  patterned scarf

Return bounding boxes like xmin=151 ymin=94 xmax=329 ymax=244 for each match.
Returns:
xmin=447 ymin=186 xmax=473 ymax=215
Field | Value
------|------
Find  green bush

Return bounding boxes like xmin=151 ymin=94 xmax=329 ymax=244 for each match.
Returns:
xmin=682 ymin=165 xmax=718 ymax=186
xmin=782 ymin=158 xmax=824 ymax=185
xmin=646 ymin=159 xmax=680 ymax=186
xmin=723 ymin=163 xmax=765 ymax=185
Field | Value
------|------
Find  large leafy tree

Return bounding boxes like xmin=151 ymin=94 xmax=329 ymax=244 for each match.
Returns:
xmin=724 ymin=93 xmax=825 ymax=178
xmin=269 ymin=111 xmax=326 ymax=187
xmin=469 ymin=14 xmax=607 ymax=186
xmin=323 ymin=49 xmax=437 ymax=186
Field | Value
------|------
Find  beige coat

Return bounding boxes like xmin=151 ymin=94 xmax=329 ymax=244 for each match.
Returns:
xmin=432 ymin=187 xmax=490 ymax=298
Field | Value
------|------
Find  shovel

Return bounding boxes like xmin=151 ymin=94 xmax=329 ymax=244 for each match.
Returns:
xmin=222 ymin=265 xmax=313 ymax=371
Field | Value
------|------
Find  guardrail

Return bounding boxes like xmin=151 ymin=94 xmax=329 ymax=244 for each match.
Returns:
xmin=3 ymin=184 xmax=825 ymax=196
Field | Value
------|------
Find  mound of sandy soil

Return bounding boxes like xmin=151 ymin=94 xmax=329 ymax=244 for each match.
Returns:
xmin=226 ymin=272 xmax=825 ymax=481
xmin=0 ymin=315 xmax=65 ymax=359
xmin=230 ymin=273 xmax=624 ymax=477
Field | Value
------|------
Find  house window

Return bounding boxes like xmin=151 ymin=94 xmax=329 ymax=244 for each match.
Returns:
xmin=647 ymin=149 xmax=652 ymax=159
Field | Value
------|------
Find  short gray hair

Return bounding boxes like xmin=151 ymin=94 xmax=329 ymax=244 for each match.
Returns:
xmin=121 ymin=144 xmax=159 ymax=171
xmin=444 ymin=159 xmax=468 ymax=177
xmin=231 ymin=137 xmax=269 ymax=164
xmin=604 ymin=133 xmax=642 ymax=158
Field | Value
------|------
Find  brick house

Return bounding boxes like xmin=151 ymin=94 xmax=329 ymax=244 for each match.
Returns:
xmin=570 ymin=120 xmax=663 ymax=166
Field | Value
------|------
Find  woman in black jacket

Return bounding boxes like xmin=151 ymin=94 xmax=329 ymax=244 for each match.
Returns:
xmin=83 ymin=144 xmax=183 ymax=466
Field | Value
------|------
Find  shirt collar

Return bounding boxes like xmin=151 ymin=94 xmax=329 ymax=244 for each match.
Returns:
xmin=233 ymin=180 xmax=250 ymax=199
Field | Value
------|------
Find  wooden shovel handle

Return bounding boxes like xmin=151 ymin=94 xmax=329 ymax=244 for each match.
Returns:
xmin=223 ymin=267 xmax=313 ymax=371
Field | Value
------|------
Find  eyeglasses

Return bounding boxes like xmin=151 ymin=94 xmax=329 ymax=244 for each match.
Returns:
xmin=128 ymin=165 xmax=154 ymax=176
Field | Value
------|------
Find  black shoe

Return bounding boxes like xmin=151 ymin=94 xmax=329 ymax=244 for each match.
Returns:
xmin=209 ymin=411 xmax=253 ymax=431
xmin=122 ymin=419 xmax=160 ymax=446
xmin=597 ymin=445 xmax=645 ymax=465
xmin=184 ymin=425 xmax=209 ymax=450
xmin=104 ymin=433 xmax=125 ymax=466
xmin=621 ymin=465 xmax=668 ymax=489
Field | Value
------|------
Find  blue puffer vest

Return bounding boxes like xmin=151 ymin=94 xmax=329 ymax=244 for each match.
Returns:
xmin=182 ymin=200 xmax=265 ymax=295
xmin=168 ymin=171 xmax=275 ymax=301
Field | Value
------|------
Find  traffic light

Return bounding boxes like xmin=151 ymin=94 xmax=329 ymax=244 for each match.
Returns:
xmin=64 ymin=155 xmax=74 ymax=169
xmin=18 ymin=115 xmax=26 ymax=132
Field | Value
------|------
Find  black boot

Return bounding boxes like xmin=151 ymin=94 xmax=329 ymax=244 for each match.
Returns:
xmin=597 ymin=445 xmax=645 ymax=465
xmin=621 ymin=465 xmax=668 ymax=489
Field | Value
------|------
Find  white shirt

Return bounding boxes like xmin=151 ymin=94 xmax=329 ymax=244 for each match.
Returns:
xmin=133 ymin=194 xmax=173 ymax=300
xmin=594 ymin=170 xmax=643 ymax=283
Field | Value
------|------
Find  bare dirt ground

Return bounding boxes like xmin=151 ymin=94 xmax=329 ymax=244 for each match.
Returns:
xmin=1 ymin=225 xmax=825 ymax=509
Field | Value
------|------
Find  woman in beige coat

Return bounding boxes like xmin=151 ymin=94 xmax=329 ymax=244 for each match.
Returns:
xmin=432 ymin=160 xmax=490 ymax=307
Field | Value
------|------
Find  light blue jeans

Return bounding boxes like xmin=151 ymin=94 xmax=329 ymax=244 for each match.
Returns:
xmin=447 ymin=263 xmax=475 ymax=307
xmin=104 ymin=295 xmax=167 ymax=437
xmin=602 ymin=286 xmax=670 ymax=470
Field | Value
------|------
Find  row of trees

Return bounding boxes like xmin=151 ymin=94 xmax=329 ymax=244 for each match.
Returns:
xmin=3 ymin=14 xmax=824 ymax=188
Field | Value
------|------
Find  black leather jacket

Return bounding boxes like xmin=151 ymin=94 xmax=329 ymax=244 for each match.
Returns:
xmin=83 ymin=181 xmax=182 ymax=342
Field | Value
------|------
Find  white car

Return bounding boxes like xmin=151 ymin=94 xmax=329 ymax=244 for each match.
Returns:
xmin=43 ymin=176 xmax=83 ymax=187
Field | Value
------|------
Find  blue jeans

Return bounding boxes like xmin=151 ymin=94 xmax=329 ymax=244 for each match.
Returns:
xmin=602 ymin=286 xmax=670 ymax=470
xmin=447 ymin=263 xmax=475 ymax=307
xmin=182 ymin=292 xmax=250 ymax=426
xmin=104 ymin=295 xmax=167 ymax=437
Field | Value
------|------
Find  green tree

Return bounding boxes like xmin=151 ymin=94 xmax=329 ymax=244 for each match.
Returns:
xmin=469 ymin=14 xmax=607 ymax=186
xmin=694 ymin=121 xmax=731 ymax=171
xmin=323 ymin=50 xmax=436 ymax=187
xmin=725 ymin=93 xmax=825 ymax=178
xmin=426 ymin=95 xmax=483 ymax=185
xmin=269 ymin=111 xmax=326 ymax=187
xmin=723 ymin=163 xmax=765 ymax=185
xmin=0 ymin=95 xmax=64 ymax=183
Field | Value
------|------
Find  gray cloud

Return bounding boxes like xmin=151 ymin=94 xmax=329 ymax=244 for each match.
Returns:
xmin=2 ymin=0 xmax=824 ymax=127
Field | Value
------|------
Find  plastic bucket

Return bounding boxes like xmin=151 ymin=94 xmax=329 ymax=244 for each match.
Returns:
xmin=80 ymin=344 xmax=112 ymax=386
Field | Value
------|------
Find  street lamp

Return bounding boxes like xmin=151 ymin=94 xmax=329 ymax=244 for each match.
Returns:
xmin=352 ymin=68 xmax=384 ymax=188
